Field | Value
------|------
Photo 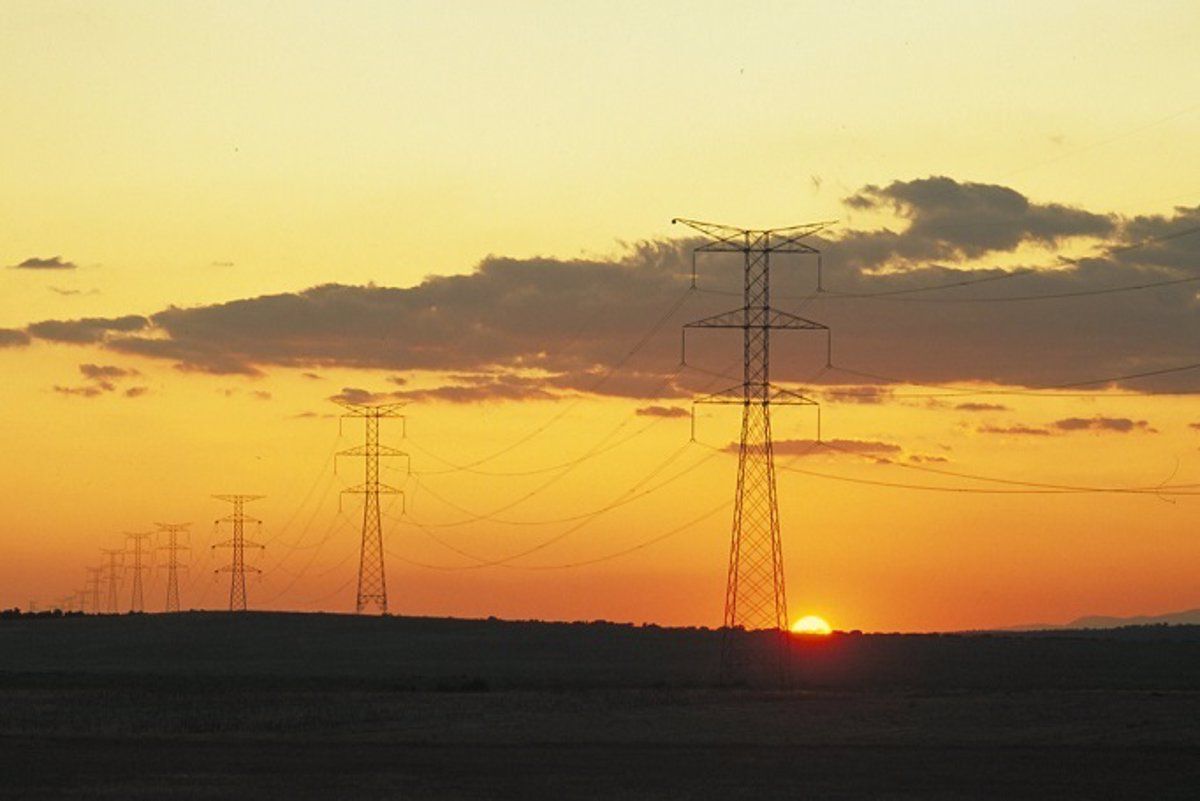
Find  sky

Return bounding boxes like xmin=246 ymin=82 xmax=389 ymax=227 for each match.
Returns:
xmin=2 ymin=1 xmax=1200 ymax=631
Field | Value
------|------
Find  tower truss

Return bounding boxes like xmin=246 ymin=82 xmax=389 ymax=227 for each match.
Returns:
xmin=676 ymin=217 xmax=830 ymax=680
xmin=335 ymin=400 xmax=408 ymax=615
xmin=213 ymin=495 xmax=265 ymax=612
xmin=156 ymin=522 xmax=191 ymax=613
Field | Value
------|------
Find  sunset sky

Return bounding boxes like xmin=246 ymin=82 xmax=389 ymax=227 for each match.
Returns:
xmin=3 ymin=1 xmax=1200 ymax=631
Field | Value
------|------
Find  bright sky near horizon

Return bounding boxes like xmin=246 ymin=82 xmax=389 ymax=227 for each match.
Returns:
xmin=2 ymin=1 xmax=1200 ymax=631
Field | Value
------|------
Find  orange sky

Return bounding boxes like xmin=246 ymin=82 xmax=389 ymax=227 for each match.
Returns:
xmin=2 ymin=2 xmax=1200 ymax=631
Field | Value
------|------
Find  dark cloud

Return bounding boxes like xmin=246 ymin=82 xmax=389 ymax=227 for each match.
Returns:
xmin=843 ymin=176 xmax=1114 ymax=262
xmin=824 ymin=385 xmax=893 ymax=404
xmin=908 ymin=454 xmax=949 ymax=463
xmin=10 ymin=256 xmax=77 ymax=271
xmin=124 ymin=387 xmax=149 ymax=398
xmin=955 ymin=402 xmax=1010 ymax=412
xmin=330 ymin=387 xmax=387 ymax=405
xmin=79 ymin=363 xmax=139 ymax=381
xmin=27 ymin=315 xmax=148 ymax=344
xmin=0 ymin=329 xmax=31 ymax=348
xmin=53 ymin=385 xmax=105 ymax=398
xmin=301 ymin=372 xmax=323 ymax=380
xmin=1190 ymin=423 xmax=1200 ymax=431
xmin=1051 ymin=416 xmax=1156 ymax=434
xmin=14 ymin=178 xmax=1200 ymax=400
xmin=252 ymin=390 xmax=272 ymax=401
xmin=635 ymin=405 xmax=690 ymax=418
xmin=978 ymin=425 xmax=1052 ymax=436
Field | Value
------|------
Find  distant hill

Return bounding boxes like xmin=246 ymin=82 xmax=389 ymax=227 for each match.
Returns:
xmin=1008 ymin=607 xmax=1200 ymax=631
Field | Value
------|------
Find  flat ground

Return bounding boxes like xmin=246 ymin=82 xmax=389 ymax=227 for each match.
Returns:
xmin=2 ymin=613 xmax=1199 ymax=799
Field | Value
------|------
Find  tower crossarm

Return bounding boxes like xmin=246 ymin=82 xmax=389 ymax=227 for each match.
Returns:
xmin=341 ymin=482 xmax=404 ymax=495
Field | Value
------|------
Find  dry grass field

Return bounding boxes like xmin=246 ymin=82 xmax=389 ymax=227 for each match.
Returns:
xmin=2 ymin=613 xmax=1199 ymax=799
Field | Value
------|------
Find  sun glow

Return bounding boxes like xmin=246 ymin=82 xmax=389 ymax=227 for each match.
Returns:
xmin=790 ymin=615 xmax=833 ymax=636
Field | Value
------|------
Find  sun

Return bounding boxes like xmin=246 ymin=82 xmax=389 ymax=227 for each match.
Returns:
xmin=790 ymin=615 xmax=833 ymax=636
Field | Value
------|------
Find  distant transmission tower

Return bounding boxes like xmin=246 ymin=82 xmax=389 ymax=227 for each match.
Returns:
xmin=124 ymin=532 xmax=154 ymax=613
xmin=101 ymin=548 xmax=123 ymax=613
xmin=156 ymin=522 xmax=191 ymax=613
xmin=85 ymin=567 xmax=103 ymax=614
xmin=335 ymin=400 xmax=407 ymax=615
xmin=676 ymin=218 xmax=830 ymax=680
xmin=213 ymin=495 xmax=265 ymax=612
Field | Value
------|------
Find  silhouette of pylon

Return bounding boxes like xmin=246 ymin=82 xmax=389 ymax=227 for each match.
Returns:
xmin=676 ymin=218 xmax=830 ymax=683
xmin=101 ymin=548 xmax=123 ymax=613
xmin=84 ymin=567 xmax=102 ymax=614
xmin=156 ymin=522 xmax=191 ymax=613
xmin=335 ymin=400 xmax=408 ymax=615
xmin=213 ymin=495 xmax=265 ymax=612
xmin=124 ymin=532 xmax=154 ymax=613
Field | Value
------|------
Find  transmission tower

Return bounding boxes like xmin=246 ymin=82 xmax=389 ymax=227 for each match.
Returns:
xmin=100 ymin=548 xmax=123 ymax=613
xmin=335 ymin=400 xmax=407 ymax=615
xmin=124 ymin=532 xmax=153 ymax=612
xmin=85 ymin=567 xmax=103 ymax=614
xmin=213 ymin=495 xmax=265 ymax=612
xmin=676 ymin=218 xmax=830 ymax=681
xmin=156 ymin=522 xmax=190 ymax=613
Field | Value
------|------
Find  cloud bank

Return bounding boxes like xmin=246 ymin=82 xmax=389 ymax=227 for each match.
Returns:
xmin=16 ymin=176 xmax=1200 ymax=401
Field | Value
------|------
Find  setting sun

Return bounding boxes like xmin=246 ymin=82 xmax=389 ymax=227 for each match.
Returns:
xmin=791 ymin=616 xmax=834 ymax=636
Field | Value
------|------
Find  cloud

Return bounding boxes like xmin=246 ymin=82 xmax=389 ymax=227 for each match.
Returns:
xmin=824 ymin=385 xmax=893 ymax=404
xmin=977 ymin=417 xmax=1156 ymax=436
xmin=635 ymin=405 xmax=690 ymax=418
xmin=842 ymin=176 xmax=1114 ymax=262
xmin=14 ymin=178 xmax=1200 ymax=399
xmin=301 ymin=372 xmax=323 ymax=380
xmin=10 ymin=256 xmax=77 ymax=271
xmin=27 ymin=315 xmax=148 ymax=344
xmin=252 ymin=390 xmax=272 ymax=401
xmin=53 ymin=385 xmax=105 ymax=398
xmin=1190 ymin=423 xmax=1200 ymax=431
xmin=955 ymin=402 xmax=1010 ymax=412
xmin=1051 ymin=416 xmax=1156 ymax=434
xmin=211 ymin=261 xmax=235 ymax=268
xmin=79 ymin=363 xmax=139 ymax=381
xmin=908 ymin=454 xmax=949 ymax=463
xmin=978 ymin=425 xmax=1052 ymax=436
xmin=124 ymin=386 xmax=149 ymax=398
xmin=0 ymin=329 xmax=31 ymax=348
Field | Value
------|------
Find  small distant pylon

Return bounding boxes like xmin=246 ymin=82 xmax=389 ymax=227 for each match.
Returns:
xmin=101 ymin=548 xmax=124 ymax=613
xmin=334 ymin=400 xmax=408 ymax=615
xmin=85 ymin=567 xmax=103 ymax=614
xmin=124 ymin=532 xmax=154 ymax=613
xmin=156 ymin=522 xmax=191 ymax=613
xmin=213 ymin=495 xmax=265 ymax=612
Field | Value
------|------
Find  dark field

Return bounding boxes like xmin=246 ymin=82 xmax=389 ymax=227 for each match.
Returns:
xmin=3 ymin=613 xmax=1200 ymax=799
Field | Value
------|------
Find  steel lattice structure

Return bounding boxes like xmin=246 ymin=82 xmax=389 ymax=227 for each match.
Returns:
xmin=213 ymin=495 xmax=265 ymax=612
xmin=676 ymin=218 xmax=830 ymax=680
xmin=156 ymin=522 xmax=190 ymax=613
xmin=124 ymin=532 xmax=154 ymax=613
xmin=101 ymin=548 xmax=123 ymax=613
xmin=335 ymin=400 xmax=407 ymax=615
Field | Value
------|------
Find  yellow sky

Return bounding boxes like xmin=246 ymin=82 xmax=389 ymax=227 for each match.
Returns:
xmin=2 ymin=2 xmax=1200 ymax=629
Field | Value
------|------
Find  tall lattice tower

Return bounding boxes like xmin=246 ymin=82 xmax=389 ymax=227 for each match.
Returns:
xmin=156 ymin=522 xmax=190 ymax=613
xmin=124 ymin=532 xmax=154 ymax=613
xmin=335 ymin=400 xmax=407 ymax=614
xmin=101 ymin=548 xmax=123 ymax=613
xmin=84 ymin=567 xmax=103 ymax=614
xmin=676 ymin=218 xmax=829 ymax=680
xmin=213 ymin=495 xmax=265 ymax=612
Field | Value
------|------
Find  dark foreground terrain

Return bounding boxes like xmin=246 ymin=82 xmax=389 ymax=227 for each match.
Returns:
xmin=2 ymin=612 xmax=1200 ymax=799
